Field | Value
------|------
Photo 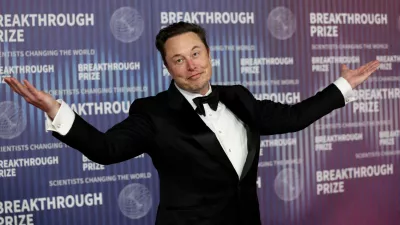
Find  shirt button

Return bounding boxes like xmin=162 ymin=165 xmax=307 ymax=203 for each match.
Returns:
xmin=209 ymin=114 xmax=212 ymax=116
xmin=57 ymin=124 xmax=62 ymax=128
xmin=218 ymin=130 xmax=222 ymax=134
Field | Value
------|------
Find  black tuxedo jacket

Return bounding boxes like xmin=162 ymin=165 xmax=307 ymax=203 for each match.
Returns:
xmin=53 ymin=81 xmax=345 ymax=225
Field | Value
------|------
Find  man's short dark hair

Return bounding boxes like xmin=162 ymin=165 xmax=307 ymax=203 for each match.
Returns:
xmin=155 ymin=22 xmax=209 ymax=67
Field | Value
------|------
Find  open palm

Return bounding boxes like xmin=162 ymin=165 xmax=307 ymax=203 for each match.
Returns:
xmin=4 ymin=77 xmax=60 ymax=119
xmin=341 ymin=60 xmax=380 ymax=89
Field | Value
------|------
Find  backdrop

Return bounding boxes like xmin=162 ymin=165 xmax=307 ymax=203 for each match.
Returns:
xmin=1 ymin=0 xmax=399 ymax=224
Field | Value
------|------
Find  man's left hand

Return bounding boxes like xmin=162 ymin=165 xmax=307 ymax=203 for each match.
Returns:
xmin=341 ymin=60 xmax=380 ymax=89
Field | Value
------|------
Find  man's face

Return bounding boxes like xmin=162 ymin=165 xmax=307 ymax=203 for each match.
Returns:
xmin=164 ymin=32 xmax=212 ymax=95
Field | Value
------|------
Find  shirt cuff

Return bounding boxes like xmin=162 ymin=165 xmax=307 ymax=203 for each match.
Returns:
xmin=333 ymin=77 xmax=357 ymax=104
xmin=45 ymin=99 xmax=75 ymax=136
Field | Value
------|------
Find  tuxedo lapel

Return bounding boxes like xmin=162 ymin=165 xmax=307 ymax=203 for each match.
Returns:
xmin=241 ymin=125 xmax=258 ymax=180
xmin=218 ymin=86 xmax=258 ymax=181
xmin=167 ymin=81 xmax=238 ymax=178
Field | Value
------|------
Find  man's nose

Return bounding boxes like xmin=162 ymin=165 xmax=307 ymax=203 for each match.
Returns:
xmin=186 ymin=59 xmax=196 ymax=71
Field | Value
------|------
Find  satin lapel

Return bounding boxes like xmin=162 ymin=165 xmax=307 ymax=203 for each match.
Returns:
xmin=167 ymin=81 xmax=238 ymax=177
xmin=240 ymin=124 xmax=258 ymax=180
xmin=218 ymin=86 xmax=259 ymax=181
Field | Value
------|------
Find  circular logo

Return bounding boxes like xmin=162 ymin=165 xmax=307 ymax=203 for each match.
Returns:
xmin=0 ymin=101 xmax=27 ymax=139
xmin=110 ymin=7 xmax=145 ymax=43
xmin=118 ymin=183 xmax=152 ymax=219
xmin=274 ymin=168 xmax=303 ymax=202
xmin=267 ymin=7 xmax=297 ymax=40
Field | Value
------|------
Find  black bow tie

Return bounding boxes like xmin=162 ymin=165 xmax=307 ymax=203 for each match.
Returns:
xmin=192 ymin=89 xmax=219 ymax=116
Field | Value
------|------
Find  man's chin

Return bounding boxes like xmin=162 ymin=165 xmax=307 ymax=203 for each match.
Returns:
xmin=191 ymin=83 xmax=210 ymax=94
xmin=175 ymin=79 xmax=209 ymax=94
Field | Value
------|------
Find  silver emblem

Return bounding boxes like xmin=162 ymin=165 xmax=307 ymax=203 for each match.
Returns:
xmin=267 ymin=7 xmax=297 ymax=40
xmin=0 ymin=101 xmax=27 ymax=139
xmin=118 ymin=183 xmax=152 ymax=219
xmin=110 ymin=7 xmax=145 ymax=43
xmin=274 ymin=168 xmax=303 ymax=201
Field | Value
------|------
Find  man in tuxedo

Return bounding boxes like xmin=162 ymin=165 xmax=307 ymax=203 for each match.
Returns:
xmin=4 ymin=22 xmax=380 ymax=225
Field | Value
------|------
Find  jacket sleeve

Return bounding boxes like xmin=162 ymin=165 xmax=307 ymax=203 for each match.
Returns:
xmin=52 ymin=99 xmax=155 ymax=165
xmin=247 ymin=84 xmax=345 ymax=135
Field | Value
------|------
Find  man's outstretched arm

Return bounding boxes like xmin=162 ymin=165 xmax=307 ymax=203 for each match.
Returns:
xmin=4 ymin=77 xmax=155 ymax=165
xmin=254 ymin=60 xmax=380 ymax=135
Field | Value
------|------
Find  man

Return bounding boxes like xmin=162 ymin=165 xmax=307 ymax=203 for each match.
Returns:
xmin=4 ymin=22 xmax=380 ymax=225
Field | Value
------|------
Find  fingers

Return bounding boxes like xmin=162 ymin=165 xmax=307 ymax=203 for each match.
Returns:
xmin=365 ymin=60 xmax=380 ymax=73
xmin=11 ymin=78 xmax=31 ymax=95
xmin=4 ymin=77 xmax=37 ymax=103
xmin=355 ymin=61 xmax=372 ymax=73
xmin=342 ymin=60 xmax=379 ymax=76
xmin=4 ymin=77 xmax=24 ymax=95
xmin=22 ymin=80 xmax=44 ymax=108
xmin=359 ymin=60 xmax=380 ymax=74
xmin=3 ymin=77 xmax=14 ymax=89
xmin=23 ymin=79 xmax=40 ymax=97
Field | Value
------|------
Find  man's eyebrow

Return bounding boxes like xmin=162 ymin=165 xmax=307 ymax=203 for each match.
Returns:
xmin=171 ymin=46 xmax=201 ymax=58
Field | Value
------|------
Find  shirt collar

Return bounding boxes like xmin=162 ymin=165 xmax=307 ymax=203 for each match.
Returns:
xmin=174 ymin=81 xmax=212 ymax=110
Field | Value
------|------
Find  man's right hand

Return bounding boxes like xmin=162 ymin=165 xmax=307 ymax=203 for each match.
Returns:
xmin=4 ymin=77 xmax=60 ymax=120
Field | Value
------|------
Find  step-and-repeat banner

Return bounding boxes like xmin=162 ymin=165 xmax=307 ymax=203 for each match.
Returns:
xmin=1 ymin=0 xmax=399 ymax=224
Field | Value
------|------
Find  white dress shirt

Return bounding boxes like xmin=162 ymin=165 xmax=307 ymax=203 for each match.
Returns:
xmin=45 ymin=77 xmax=355 ymax=177
xmin=174 ymin=83 xmax=249 ymax=177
